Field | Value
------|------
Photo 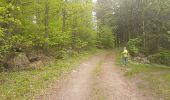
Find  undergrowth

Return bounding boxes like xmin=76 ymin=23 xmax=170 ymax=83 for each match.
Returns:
xmin=0 ymin=49 xmax=103 ymax=100
xmin=115 ymin=48 xmax=170 ymax=100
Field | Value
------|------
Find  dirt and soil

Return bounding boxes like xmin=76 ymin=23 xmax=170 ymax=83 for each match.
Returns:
xmin=37 ymin=51 xmax=152 ymax=100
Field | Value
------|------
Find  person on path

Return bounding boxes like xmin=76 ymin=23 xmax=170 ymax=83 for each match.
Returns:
xmin=122 ymin=47 xmax=129 ymax=66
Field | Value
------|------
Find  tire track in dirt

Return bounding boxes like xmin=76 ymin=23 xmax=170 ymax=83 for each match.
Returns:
xmin=91 ymin=52 xmax=145 ymax=100
xmin=37 ymin=51 xmax=150 ymax=100
xmin=37 ymin=53 xmax=104 ymax=100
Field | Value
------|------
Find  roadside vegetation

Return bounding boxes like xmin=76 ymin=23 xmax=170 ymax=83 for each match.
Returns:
xmin=115 ymin=49 xmax=170 ymax=100
xmin=0 ymin=49 xmax=102 ymax=99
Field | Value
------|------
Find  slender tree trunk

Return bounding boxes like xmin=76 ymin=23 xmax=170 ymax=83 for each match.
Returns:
xmin=6 ymin=1 xmax=12 ymax=37
xmin=62 ymin=0 xmax=67 ymax=32
xmin=44 ymin=2 xmax=49 ymax=55
xmin=143 ymin=20 xmax=145 ymax=49
xmin=71 ymin=11 xmax=78 ymax=50
xmin=142 ymin=0 xmax=146 ymax=49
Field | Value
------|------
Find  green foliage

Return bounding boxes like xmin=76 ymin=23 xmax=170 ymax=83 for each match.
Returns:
xmin=49 ymin=31 xmax=71 ymax=47
xmin=0 ymin=50 xmax=101 ymax=99
xmin=149 ymin=50 xmax=170 ymax=66
xmin=167 ymin=31 xmax=170 ymax=42
xmin=127 ymin=38 xmax=142 ymax=56
xmin=104 ymin=0 xmax=170 ymax=66
xmin=115 ymin=48 xmax=170 ymax=99
xmin=0 ymin=1 xmax=22 ymax=66
xmin=97 ymin=25 xmax=115 ymax=48
xmin=0 ymin=0 xmax=97 ymax=69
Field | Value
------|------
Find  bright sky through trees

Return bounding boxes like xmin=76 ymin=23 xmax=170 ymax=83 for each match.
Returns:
xmin=93 ymin=0 xmax=97 ymax=3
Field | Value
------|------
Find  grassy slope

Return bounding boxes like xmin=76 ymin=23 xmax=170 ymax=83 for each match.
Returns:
xmin=0 ymin=49 xmax=103 ymax=100
xmin=115 ymin=49 xmax=170 ymax=100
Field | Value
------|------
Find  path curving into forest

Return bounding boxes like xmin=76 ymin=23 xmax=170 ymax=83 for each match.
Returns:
xmin=37 ymin=51 xmax=147 ymax=100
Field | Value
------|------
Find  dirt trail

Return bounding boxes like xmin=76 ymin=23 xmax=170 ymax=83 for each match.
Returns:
xmin=37 ymin=51 xmax=146 ymax=100
xmin=91 ymin=52 xmax=144 ymax=100
xmin=37 ymin=54 xmax=104 ymax=100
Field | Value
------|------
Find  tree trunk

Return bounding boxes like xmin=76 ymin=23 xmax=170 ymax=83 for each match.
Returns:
xmin=62 ymin=0 xmax=67 ymax=32
xmin=44 ymin=2 xmax=49 ymax=55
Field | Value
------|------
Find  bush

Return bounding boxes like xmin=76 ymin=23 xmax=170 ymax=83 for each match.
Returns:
xmin=96 ymin=25 xmax=115 ymax=48
xmin=149 ymin=50 xmax=170 ymax=66
xmin=127 ymin=38 xmax=142 ymax=56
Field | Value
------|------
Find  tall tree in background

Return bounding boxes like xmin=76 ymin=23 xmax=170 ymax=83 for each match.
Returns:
xmin=0 ymin=0 xmax=96 ymax=68
xmin=0 ymin=0 xmax=21 ymax=60
xmin=62 ymin=0 xmax=67 ymax=32
xmin=96 ymin=0 xmax=170 ymax=65
xmin=44 ymin=0 xmax=50 ymax=54
xmin=96 ymin=0 xmax=115 ymax=48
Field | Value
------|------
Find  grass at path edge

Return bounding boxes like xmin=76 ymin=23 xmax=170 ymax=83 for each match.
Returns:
xmin=0 ymin=49 xmax=105 ymax=100
xmin=115 ymin=48 xmax=170 ymax=100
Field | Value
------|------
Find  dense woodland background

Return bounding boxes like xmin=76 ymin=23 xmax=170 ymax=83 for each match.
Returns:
xmin=0 ymin=0 xmax=97 ymax=71
xmin=0 ymin=0 xmax=170 ymax=71
xmin=96 ymin=0 xmax=170 ymax=66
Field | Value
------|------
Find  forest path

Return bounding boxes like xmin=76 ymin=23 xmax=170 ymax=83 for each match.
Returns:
xmin=37 ymin=51 xmax=146 ymax=100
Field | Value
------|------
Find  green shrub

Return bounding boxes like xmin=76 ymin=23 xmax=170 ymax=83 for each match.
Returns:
xmin=96 ymin=25 xmax=115 ymax=48
xmin=127 ymin=38 xmax=142 ymax=56
xmin=149 ymin=50 xmax=170 ymax=66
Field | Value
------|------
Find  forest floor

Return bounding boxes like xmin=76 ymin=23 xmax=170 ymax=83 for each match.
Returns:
xmin=37 ymin=51 xmax=151 ymax=100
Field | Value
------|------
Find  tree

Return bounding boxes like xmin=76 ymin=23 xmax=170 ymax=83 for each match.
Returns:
xmin=96 ymin=0 xmax=115 ymax=48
